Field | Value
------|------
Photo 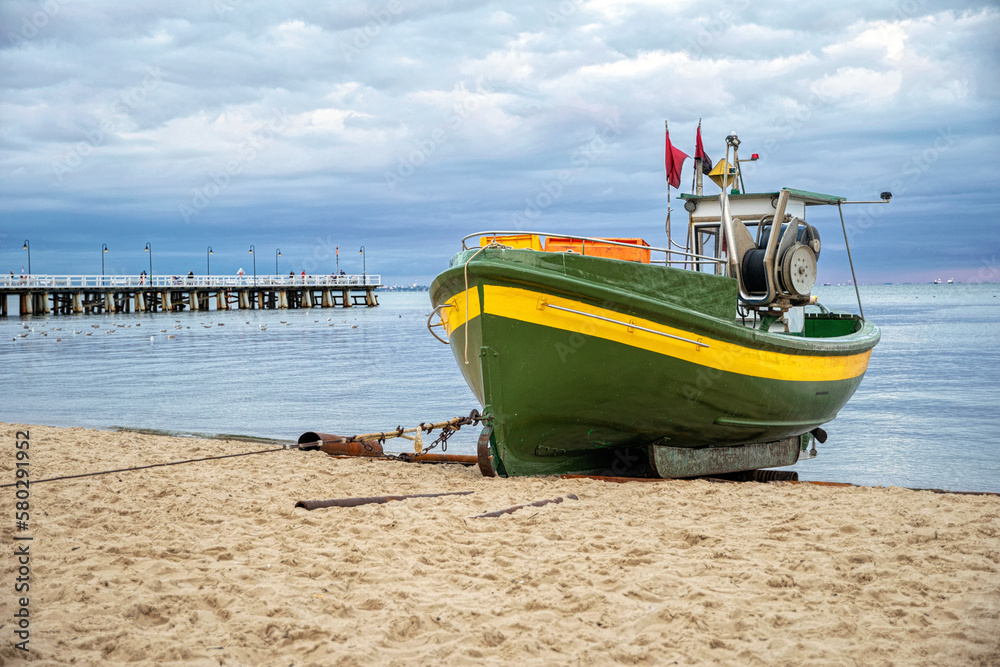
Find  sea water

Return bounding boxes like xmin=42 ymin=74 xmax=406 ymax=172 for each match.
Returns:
xmin=1 ymin=285 xmax=997 ymax=492
xmin=787 ymin=284 xmax=1000 ymax=492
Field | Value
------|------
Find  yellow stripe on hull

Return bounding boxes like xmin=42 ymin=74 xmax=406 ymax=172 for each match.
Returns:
xmin=443 ymin=286 xmax=482 ymax=337
xmin=443 ymin=284 xmax=871 ymax=383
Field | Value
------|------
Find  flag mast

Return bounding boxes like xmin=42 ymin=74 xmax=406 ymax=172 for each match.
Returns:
xmin=665 ymin=119 xmax=673 ymax=260
xmin=695 ymin=118 xmax=704 ymax=196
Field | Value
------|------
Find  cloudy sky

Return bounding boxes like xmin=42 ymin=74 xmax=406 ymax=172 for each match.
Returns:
xmin=2 ymin=0 xmax=997 ymax=284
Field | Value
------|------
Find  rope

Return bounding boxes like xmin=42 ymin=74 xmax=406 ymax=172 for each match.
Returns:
xmin=463 ymin=242 xmax=505 ymax=365
xmin=0 ymin=446 xmax=292 ymax=488
xmin=344 ymin=411 xmax=483 ymax=454
xmin=837 ymin=202 xmax=865 ymax=320
xmin=346 ymin=417 xmax=467 ymax=443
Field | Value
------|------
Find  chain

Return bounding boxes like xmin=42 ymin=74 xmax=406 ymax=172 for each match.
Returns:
xmin=346 ymin=409 xmax=484 ymax=452
xmin=419 ymin=409 xmax=482 ymax=454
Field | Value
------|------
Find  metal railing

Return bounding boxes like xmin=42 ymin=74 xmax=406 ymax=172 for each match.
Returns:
xmin=461 ymin=231 xmax=723 ymax=267
xmin=0 ymin=274 xmax=382 ymax=289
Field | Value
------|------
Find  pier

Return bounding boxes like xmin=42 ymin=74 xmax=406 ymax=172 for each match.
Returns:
xmin=0 ymin=274 xmax=381 ymax=316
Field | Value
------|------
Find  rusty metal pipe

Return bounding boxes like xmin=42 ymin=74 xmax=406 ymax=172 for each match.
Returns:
xmin=295 ymin=490 xmax=473 ymax=511
xmin=296 ymin=433 xmax=385 ymax=457
xmin=560 ymin=474 xmax=666 ymax=483
xmin=469 ymin=494 xmax=579 ymax=519
xmin=319 ymin=438 xmax=383 ymax=457
xmin=400 ymin=453 xmax=478 ymax=465
xmin=318 ymin=453 xmax=476 ymax=466
xmin=564 ymin=471 xmax=801 ymax=483
xmin=785 ymin=480 xmax=856 ymax=488
xmin=297 ymin=432 xmax=343 ymax=448
xmin=753 ymin=469 xmax=798 ymax=482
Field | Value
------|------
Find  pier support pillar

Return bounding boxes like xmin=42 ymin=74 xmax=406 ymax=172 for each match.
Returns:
xmin=1 ymin=295 xmax=6 ymax=317
xmin=40 ymin=293 xmax=51 ymax=314
xmin=365 ymin=288 xmax=377 ymax=307
xmin=322 ymin=290 xmax=334 ymax=308
xmin=191 ymin=291 xmax=200 ymax=311
xmin=73 ymin=293 xmax=83 ymax=314
xmin=341 ymin=289 xmax=351 ymax=308
xmin=104 ymin=293 xmax=116 ymax=313
xmin=163 ymin=291 xmax=173 ymax=311
xmin=239 ymin=290 xmax=250 ymax=310
xmin=217 ymin=291 xmax=228 ymax=310
xmin=135 ymin=291 xmax=146 ymax=312
xmin=20 ymin=294 xmax=31 ymax=315
xmin=303 ymin=290 xmax=313 ymax=308
xmin=278 ymin=291 xmax=288 ymax=309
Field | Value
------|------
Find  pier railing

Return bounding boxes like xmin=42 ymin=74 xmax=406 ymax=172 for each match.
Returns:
xmin=0 ymin=274 xmax=381 ymax=289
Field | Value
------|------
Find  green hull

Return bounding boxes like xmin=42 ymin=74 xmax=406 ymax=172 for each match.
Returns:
xmin=430 ymin=248 xmax=879 ymax=477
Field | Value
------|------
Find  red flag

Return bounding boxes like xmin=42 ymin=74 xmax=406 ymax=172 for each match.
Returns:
xmin=664 ymin=127 xmax=688 ymax=189
xmin=695 ymin=125 xmax=712 ymax=175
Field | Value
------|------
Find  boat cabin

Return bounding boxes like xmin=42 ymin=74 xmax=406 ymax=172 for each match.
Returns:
xmin=680 ymin=189 xmax=839 ymax=274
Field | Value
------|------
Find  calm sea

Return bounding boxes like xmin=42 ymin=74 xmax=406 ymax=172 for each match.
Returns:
xmin=1 ymin=285 xmax=997 ymax=492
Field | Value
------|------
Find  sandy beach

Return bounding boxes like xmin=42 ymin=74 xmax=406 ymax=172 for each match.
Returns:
xmin=1 ymin=423 xmax=998 ymax=665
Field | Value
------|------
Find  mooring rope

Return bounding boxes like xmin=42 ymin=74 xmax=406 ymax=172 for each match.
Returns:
xmin=463 ymin=241 xmax=506 ymax=365
xmin=5 ymin=412 xmax=485 ymax=488
xmin=0 ymin=445 xmax=294 ymax=488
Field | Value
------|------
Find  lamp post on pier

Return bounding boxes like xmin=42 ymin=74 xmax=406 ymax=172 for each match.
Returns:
xmin=249 ymin=245 xmax=256 ymax=286
xmin=144 ymin=242 xmax=152 ymax=285
xmin=22 ymin=240 xmax=30 ymax=275
xmin=275 ymin=248 xmax=281 ymax=276
xmin=359 ymin=245 xmax=366 ymax=283
xmin=101 ymin=244 xmax=108 ymax=282
xmin=207 ymin=246 xmax=213 ymax=276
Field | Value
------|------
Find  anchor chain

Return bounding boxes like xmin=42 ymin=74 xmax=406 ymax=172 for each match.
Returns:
xmin=344 ymin=409 xmax=484 ymax=455
xmin=421 ymin=409 xmax=482 ymax=454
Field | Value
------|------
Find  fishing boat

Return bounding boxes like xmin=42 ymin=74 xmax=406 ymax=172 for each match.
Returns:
xmin=428 ymin=131 xmax=886 ymax=478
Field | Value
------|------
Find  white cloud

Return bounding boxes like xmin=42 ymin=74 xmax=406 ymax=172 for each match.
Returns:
xmin=269 ymin=20 xmax=323 ymax=48
xmin=585 ymin=0 xmax=696 ymax=23
xmin=814 ymin=67 xmax=903 ymax=105
xmin=576 ymin=50 xmax=686 ymax=79
xmin=823 ymin=21 xmax=908 ymax=63
xmin=488 ymin=10 xmax=515 ymax=27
